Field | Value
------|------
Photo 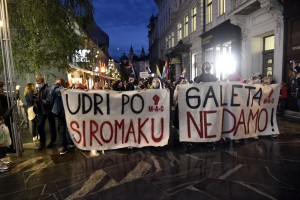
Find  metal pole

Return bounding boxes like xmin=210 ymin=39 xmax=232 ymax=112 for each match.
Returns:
xmin=0 ymin=0 xmax=22 ymax=156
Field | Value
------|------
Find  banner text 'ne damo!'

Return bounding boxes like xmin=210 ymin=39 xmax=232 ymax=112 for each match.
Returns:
xmin=61 ymin=89 xmax=170 ymax=150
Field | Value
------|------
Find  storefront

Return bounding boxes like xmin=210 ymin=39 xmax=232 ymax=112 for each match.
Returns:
xmin=200 ymin=20 xmax=241 ymax=81
xmin=284 ymin=0 xmax=300 ymax=112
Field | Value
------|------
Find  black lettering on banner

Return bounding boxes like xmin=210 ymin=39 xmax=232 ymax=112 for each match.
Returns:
xmin=107 ymin=93 xmax=110 ymax=114
xmin=131 ymin=94 xmax=144 ymax=114
xmin=82 ymin=94 xmax=92 ymax=114
xmin=253 ymin=88 xmax=262 ymax=106
xmin=66 ymin=94 xmax=81 ymax=114
xmin=122 ymin=94 xmax=130 ymax=114
xmin=245 ymin=85 xmax=256 ymax=107
xmin=220 ymin=85 xmax=227 ymax=106
xmin=186 ymin=87 xmax=200 ymax=109
xmin=231 ymin=85 xmax=243 ymax=107
xmin=94 ymin=93 xmax=104 ymax=115
xmin=203 ymin=86 xmax=219 ymax=108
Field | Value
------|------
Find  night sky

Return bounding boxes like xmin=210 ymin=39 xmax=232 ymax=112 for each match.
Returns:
xmin=93 ymin=0 xmax=157 ymax=60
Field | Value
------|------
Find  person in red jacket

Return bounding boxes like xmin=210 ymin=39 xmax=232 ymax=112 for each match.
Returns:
xmin=278 ymin=82 xmax=288 ymax=116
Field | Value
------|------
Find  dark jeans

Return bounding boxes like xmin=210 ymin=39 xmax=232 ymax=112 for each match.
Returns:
xmin=37 ymin=112 xmax=57 ymax=147
xmin=57 ymin=113 xmax=67 ymax=148
xmin=277 ymin=99 xmax=286 ymax=116
xmin=29 ymin=118 xmax=38 ymax=137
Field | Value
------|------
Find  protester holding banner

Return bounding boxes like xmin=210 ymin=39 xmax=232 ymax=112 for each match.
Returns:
xmin=24 ymin=83 xmax=38 ymax=142
xmin=151 ymin=78 xmax=163 ymax=89
xmin=173 ymin=77 xmax=188 ymax=129
xmin=112 ymin=80 xmax=125 ymax=91
xmin=51 ymin=78 xmax=75 ymax=155
xmin=194 ymin=62 xmax=217 ymax=83
xmin=35 ymin=76 xmax=57 ymax=150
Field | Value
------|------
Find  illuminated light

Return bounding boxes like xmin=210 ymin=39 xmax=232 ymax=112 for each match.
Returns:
xmin=216 ymin=54 xmax=236 ymax=79
xmin=100 ymin=66 xmax=106 ymax=73
xmin=90 ymin=150 xmax=99 ymax=156
xmin=0 ymin=21 xmax=3 ymax=27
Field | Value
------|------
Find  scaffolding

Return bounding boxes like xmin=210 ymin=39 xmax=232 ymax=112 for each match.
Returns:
xmin=0 ymin=0 xmax=22 ymax=156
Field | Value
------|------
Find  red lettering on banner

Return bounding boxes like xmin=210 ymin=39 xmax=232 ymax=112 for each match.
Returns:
xmin=90 ymin=120 xmax=102 ymax=146
xmin=187 ymin=111 xmax=203 ymax=138
xmin=125 ymin=120 xmax=137 ymax=143
xmin=100 ymin=121 xmax=113 ymax=143
xmin=151 ymin=118 xmax=164 ymax=142
xmin=258 ymin=109 xmax=268 ymax=132
xmin=138 ymin=118 xmax=149 ymax=144
xmin=222 ymin=109 xmax=236 ymax=134
xmin=234 ymin=109 xmax=246 ymax=136
xmin=247 ymin=109 xmax=259 ymax=134
xmin=114 ymin=119 xmax=125 ymax=144
xmin=187 ymin=111 xmax=217 ymax=139
xmin=70 ymin=121 xmax=81 ymax=144
xmin=204 ymin=111 xmax=217 ymax=138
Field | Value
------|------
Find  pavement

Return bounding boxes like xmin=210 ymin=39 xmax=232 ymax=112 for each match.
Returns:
xmin=0 ymin=115 xmax=300 ymax=200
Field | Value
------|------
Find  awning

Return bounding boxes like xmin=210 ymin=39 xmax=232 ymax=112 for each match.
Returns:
xmin=98 ymin=73 xmax=116 ymax=80
xmin=68 ymin=65 xmax=98 ymax=76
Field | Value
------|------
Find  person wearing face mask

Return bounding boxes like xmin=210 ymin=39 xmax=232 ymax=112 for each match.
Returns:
xmin=35 ymin=76 xmax=57 ymax=150
xmin=151 ymin=78 xmax=162 ymax=89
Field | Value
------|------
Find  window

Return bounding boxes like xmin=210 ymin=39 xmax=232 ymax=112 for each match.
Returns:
xmin=177 ymin=22 xmax=182 ymax=41
xmin=184 ymin=15 xmax=189 ymax=37
xmin=168 ymin=34 xmax=172 ymax=49
xmin=264 ymin=35 xmax=274 ymax=51
xmin=206 ymin=0 xmax=212 ymax=24
xmin=191 ymin=6 xmax=197 ymax=32
xmin=218 ymin=0 xmax=226 ymax=16
xmin=165 ymin=37 xmax=169 ymax=50
xmin=171 ymin=32 xmax=175 ymax=48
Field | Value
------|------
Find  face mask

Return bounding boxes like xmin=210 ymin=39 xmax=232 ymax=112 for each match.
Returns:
xmin=153 ymin=83 xmax=159 ymax=88
xmin=36 ymin=83 xmax=44 ymax=89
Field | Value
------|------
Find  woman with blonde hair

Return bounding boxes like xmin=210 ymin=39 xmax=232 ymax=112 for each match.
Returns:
xmin=151 ymin=77 xmax=163 ymax=89
xmin=24 ymin=83 xmax=38 ymax=142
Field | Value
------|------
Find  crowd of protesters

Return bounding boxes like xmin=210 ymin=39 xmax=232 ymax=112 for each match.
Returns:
xmin=1 ymin=60 xmax=297 ymax=173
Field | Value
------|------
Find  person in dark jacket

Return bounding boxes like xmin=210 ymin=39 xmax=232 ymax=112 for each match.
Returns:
xmin=35 ymin=76 xmax=57 ymax=150
xmin=194 ymin=62 xmax=217 ymax=83
xmin=24 ymin=83 xmax=38 ymax=142
xmin=51 ymin=78 xmax=74 ymax=155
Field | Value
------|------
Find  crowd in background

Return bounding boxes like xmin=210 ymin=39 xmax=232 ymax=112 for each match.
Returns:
xmin=0 ymin=61 xmax=296 ymax=173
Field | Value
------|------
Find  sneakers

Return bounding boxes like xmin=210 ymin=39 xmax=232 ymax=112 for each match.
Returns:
xmin=60 ymin=147 xmax=68 ymax=155
xmin=33 ymin=136 xmax=38 ymax=142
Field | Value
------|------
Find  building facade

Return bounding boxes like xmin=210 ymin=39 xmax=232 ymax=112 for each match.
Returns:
xmin=149 ymin=0 xmax=284 ymax=83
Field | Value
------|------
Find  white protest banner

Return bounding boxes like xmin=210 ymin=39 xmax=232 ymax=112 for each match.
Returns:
xmin=178 ymin=82 xmax=280 ymax=142
xmin=61 ymin=89 xmax=170 ymax=150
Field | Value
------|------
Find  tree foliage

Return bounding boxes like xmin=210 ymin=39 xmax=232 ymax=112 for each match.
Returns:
xmin=7 ymin=0 xmax=94 ymax=75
